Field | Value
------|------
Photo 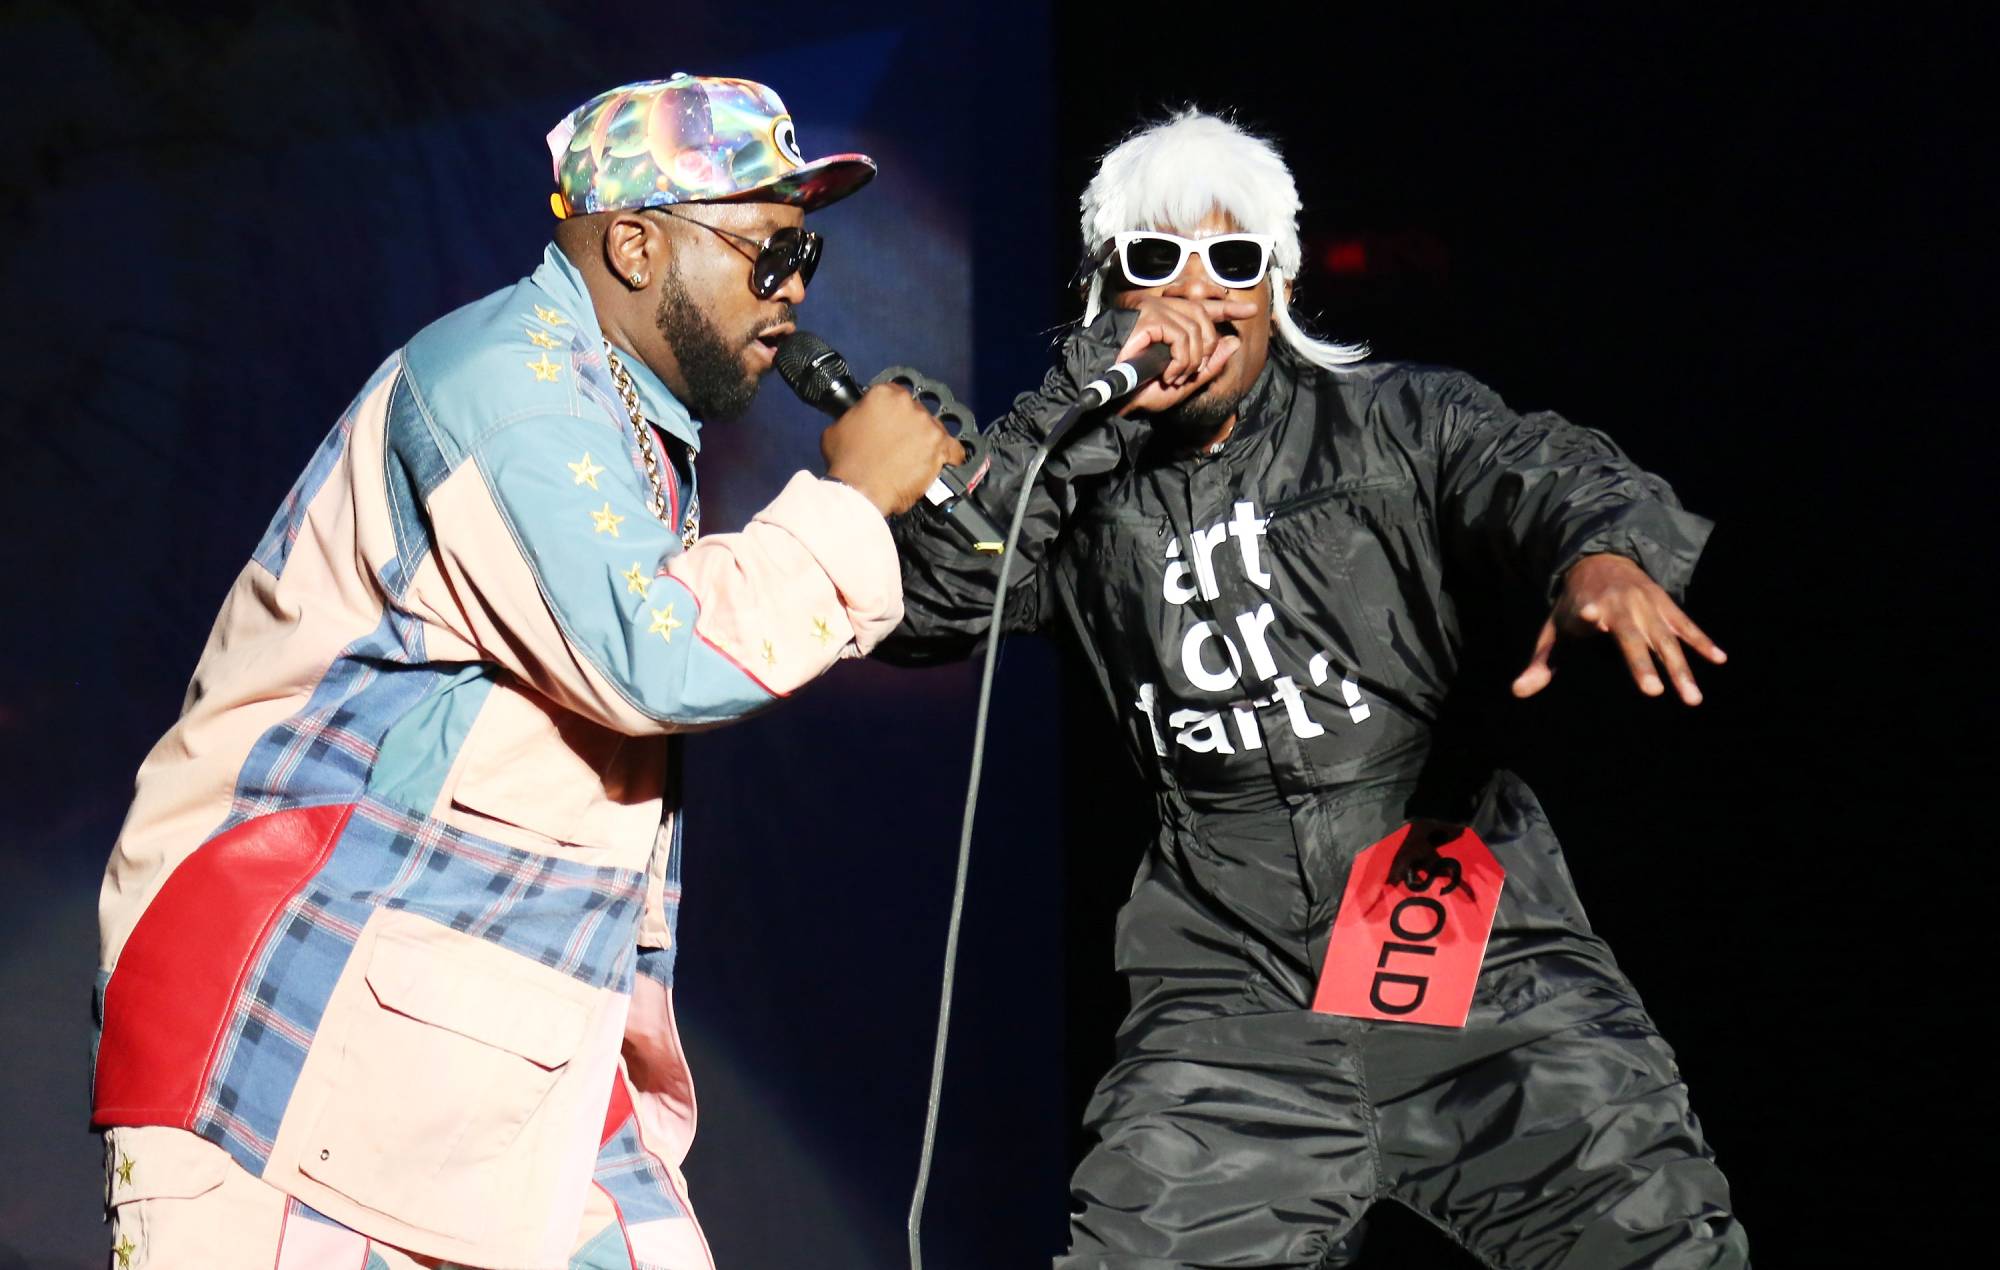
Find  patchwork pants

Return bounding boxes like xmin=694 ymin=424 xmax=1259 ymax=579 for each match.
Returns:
xmin=103 ymin=1074 xmax=711 ymax=1270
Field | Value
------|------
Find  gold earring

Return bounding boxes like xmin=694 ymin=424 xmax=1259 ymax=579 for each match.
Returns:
xmin=630 ymin=272 xmax=644 ymax=287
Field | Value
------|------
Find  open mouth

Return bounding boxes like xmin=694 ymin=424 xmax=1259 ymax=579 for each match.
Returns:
xmin=748 ymin=324 xmax=793 ymax=367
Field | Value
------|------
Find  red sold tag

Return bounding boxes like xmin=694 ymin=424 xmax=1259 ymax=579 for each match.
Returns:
xmin=1311 ymin=824 xmax=1506 ymax=1028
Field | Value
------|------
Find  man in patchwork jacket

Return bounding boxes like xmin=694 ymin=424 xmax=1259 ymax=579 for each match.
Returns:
xmin=92 ymin=74 xmax=958 ymax=1270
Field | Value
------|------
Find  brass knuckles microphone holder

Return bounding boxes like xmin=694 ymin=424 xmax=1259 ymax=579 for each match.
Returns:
xmin=870 ymin=366 xmax=1005 ymax=554
xmin=870 ymin=366 xmax=990 ymax=490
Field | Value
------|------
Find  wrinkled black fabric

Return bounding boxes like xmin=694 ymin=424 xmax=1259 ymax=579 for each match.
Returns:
xmin=882 ymin=313 xmax=1746 ymax=1269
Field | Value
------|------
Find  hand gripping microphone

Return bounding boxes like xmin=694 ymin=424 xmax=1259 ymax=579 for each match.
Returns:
xmin=776 ymin=331 xmax=1008 ymax=555
xmin=1078 ymin=341 xmax=1174 ymax=410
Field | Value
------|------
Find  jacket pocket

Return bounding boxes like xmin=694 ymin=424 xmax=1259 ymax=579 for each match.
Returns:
xmin=1264 ymin=473 xmax=1414 ymax=518
xmin=1264 ymin=479 xmax=1434 ymax=678
xmin=296 ymin=914 xmax=597 ymax=1243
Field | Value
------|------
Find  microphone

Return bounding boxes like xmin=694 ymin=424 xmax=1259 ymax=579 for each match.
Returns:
xmin=774 ymin=331 xmax=863 ymax=415
xmin=1078 ymin=342 xmax=1173 ymax=410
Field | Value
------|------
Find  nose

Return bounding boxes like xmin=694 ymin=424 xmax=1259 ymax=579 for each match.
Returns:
xmin=1164 ymin=252 xmax=1223 ymax=300
xmin=770 ymin=266 xmax=808 ymax=307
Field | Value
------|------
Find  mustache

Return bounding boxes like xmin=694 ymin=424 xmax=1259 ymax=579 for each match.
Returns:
xmin=746 ymin=303 xmax=797 ymax=343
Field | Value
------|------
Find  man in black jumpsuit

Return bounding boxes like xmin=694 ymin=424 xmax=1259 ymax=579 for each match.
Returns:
xmin=882 ymin=111 xmax=1748 ymax=1268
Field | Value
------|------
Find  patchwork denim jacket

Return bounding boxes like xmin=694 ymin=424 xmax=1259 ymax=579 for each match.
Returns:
xmin=92 ymin=245 xmax=901 ymax=1268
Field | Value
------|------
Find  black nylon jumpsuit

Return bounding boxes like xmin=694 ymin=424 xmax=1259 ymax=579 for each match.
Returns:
xmin=881 ymin=311 xmax=1748 ymax=1269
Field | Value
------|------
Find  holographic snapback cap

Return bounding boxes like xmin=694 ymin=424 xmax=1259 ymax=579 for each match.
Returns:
xmin=546 ymin=73 xmax=876 ymax=218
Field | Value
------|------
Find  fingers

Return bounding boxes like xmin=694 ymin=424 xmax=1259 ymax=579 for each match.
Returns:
xmin=1118 ymin=313 xmax=1206 ymax=385
xmin=1615 ymin=588 xmax=1717 ymax=705
xmin=1202 ymin=298 xmax=1261 ymax=322
xmin=1662 ymin=597 xmax=1728 ymax=665
xmin=1611 ymin=621 xmax=1666 ymax=698
xmin=1116 ymin=338 xmax=1235 ymax=417
xmin=1193 ymin=335 xmax=1241 ymax=383
xmin=1157 ymin=307 xmax=1213 ymax=385
xmin=1603 ymin=601 xmax=1702 ymax=703
xmin=1534 ymin=563 xmax=1729 ymax=705
xmin=933 ymin=417 xmax=966 ymax=468
xmin=1116 ymin=297 xmax=1243 ymax=387
xmin=898 ymin=394 xmax=963 ymax=468
xmin=1645 ymin=612 xmax=1703 ymax=706
xmin=1112 ymin=323 xmax=1172 ymax=371
xmin=859 ymin=381 xmax=911 ymax=408
xmin=1510 ymin=617 xmax=1559 ymax=698
xmin=1642 ymin=593 xmax=1722 ymax=705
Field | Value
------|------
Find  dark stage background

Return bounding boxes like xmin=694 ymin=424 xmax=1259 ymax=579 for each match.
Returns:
xmin=0 ymin=4 xmax=1982 ymax=1266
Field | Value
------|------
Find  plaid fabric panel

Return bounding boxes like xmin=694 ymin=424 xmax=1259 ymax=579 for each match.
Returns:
xmin=594 ymin=1113 xmax=684 ymax=1228
xmin=194 ymin=796 xmax=645 ymax=1172
xmin=253 ymin=355 xmax=398 ymax=578
xmin=218 ymin=603 xmax=432 ymax=832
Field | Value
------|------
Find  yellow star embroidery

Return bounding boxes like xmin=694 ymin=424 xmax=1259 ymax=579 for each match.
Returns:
xmin=649 ymin=604 xmax=684 ymax=642
xmin=762 ymin=639 xmax=778 ymax=667
xmin=624 ymin=562 xmax=651 ymax=596
xmin=526 ymin=352 xmax=563 ymax=382
xmin=533 ymin=304 xmax=569 ymax=326
xmin=114 ymin=1236 xmax=136 ymax=1268
xmin=591 ymin=502 xmax=625 ymax=537
xmin=568 ymin=451 xmax=606 ymax=489
xmin=811 ymin=617 xmax=833 ymax=644
xmin=115 ymin=1154 xmax=135 ymax=1186
xmin=526 ymin=327 xmax=562 ymax=349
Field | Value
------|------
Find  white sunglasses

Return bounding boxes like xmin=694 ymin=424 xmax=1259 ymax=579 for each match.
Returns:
xmin=1110 ymin=230 xmax=1277 ymax=289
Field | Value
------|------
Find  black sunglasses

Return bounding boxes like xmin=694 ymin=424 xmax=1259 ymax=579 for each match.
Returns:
xmin=649 ymin=207 xmax=822 ymax=299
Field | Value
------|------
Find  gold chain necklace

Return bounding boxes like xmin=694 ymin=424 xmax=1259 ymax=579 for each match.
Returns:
xmin=605 ymin=345 xmax=699 ymax=549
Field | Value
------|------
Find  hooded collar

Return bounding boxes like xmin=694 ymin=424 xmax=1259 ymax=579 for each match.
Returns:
xmin=529 ymin=243 xmax=702 ymax=453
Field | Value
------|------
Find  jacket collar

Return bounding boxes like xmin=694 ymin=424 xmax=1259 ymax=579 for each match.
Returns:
xmin=1228 ymin=344 xmax=1300 ymax=445
xmin=529 ymin=244 xmax=702 ymax=453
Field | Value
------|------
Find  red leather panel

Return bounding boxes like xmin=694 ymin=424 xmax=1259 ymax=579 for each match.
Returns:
xmin=93 ymin=802 xmax=355 ymax=1126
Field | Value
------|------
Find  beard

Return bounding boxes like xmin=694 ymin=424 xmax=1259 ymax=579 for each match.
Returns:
xmin=655 ymin=267 xmax=789 ymax=423
xmin=1151 ymin=375 xmax=1249 ymax=447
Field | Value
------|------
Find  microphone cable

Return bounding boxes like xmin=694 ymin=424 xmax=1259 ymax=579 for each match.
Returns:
xmin=906 ymin=397 xmax=1094 ymax=1270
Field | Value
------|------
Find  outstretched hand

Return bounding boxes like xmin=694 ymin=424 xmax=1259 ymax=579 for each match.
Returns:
xmin=1511 ymin=554 xmax=1726 ymax=706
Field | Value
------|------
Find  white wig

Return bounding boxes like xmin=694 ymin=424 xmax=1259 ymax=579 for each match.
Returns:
xmin=1079 ymin=109 xmax=1367 ymax=370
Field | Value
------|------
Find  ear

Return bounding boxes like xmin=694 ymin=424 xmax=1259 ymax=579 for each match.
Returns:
xmin=603 ymin=211 xmax=661 ymax=288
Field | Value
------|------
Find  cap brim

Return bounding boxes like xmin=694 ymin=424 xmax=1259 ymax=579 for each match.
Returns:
xmin=715 ymin=154 xmax=877 ymax=212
